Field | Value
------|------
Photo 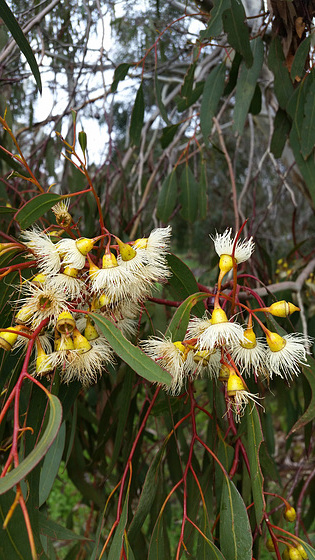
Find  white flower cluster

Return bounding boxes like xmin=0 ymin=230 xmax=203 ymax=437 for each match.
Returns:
xmin=0 ymin=225 xmax=172 ymax=385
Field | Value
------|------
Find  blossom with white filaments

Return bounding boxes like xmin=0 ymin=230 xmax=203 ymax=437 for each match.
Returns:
xmin=21 ymin=228 xmax=61 ymax=275
xmin=211 ymin=228 xmax=254 ymax=264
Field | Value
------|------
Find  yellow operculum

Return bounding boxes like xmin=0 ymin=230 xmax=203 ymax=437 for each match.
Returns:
xmin=241 ymin=327 xmax=257 ymax=349
xmin=63 ymin=266 xmax=79 ymax=278
xmin=268 ymin=301 xmax=300 ymax=317
xmin=173 ymin=341 xmax=185 ymax=353
xmin=57 ymin=333 xmax=75 ymax=351
xmin=116 ymin=238 xmax=137 ymax=261
xmin=15 ymin=304 xmax=33 ymax=324
xmin=76 ymin=237 xmax=96 ymax=256
xmin=218 ymin=364 xmax=232 ymax=383
xmin=84 ymin=317 xmax=99 ymax=341
xmin=102 ymin=252 xmax=118 ymax=269
xmin=266 ymin=330 xmax=286 ymax=352
xmin=32 ymin=273 xmax=47 ymax=285
xmin=72 ymin=328 xmax=92 ymax=352
xmin=0 ymin=326 xmax=23 ymax=351
xmin=211 ymin=307 xmax=228 ymax=325
xmin=98 ymin=294 xmax=112 ymax=308
xmin=193 ymin=349 xmax=210 ymax=366
xmin=227 ymin=373 xmax=245 ymax=396
xmin=134 ymin=237 xmax=148 ymax=250
xmin=35 ymin=339 xmax=52 ymax=375
xmin=56 ymin=311 xmax=76 ymax=334
xmin=219 ymin=254 xmax=234 ymax=274
xmin=296 ymin=544 xmax=308 ymax=559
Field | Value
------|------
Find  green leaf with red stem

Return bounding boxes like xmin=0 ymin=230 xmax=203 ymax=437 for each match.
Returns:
xmin=108 ymin=481 xmax=130 ymax=560
xmin=222 ymin=0 xmax=253 ymax=68
xmin=289 ymin=355 xmax=315 ymax=434
xmin=245 ymin=406 xmax=265 ymax=526
xmin=39 ymin=420 xmax=66 ymax=507
xmin=15 ymin=193 xmax=65 ymax=229
xmin=166 ymin=254 xmax=206 ymax=317
xmin=89 ymin=313 xmax=172 ymax=386
xmin=0 ymin=393 xmax=62 ymax=495
xmin=220 ymin=474 xmax=252 ymax=560
xmin=165 ymin=292 xmax=209 ymax=341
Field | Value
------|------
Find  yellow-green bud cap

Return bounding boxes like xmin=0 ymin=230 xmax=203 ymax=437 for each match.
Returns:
xmin=102 ymin=252 xmax=118 ymax=269
xmin=282 ymin=548 xmax=291 ymax=560
xmin=266 ymin=331 xmax=286 ymax=352
xmin=56 ymin=311 xmax=76 ymax=334
xmin=72 ymin=328 xmax=92 ymax=352
xmin=284 ymin=505 xmax=296 ymax=522
xmin=296 ymin=544 xmax=308 ymax=559
xmin=134 ymin=237 xmax=148 ymax=250
xmin=99 ymin=294 xmax=112 ymax=308
xmin=173 ymin=341 xmax=185 ymax=353
xmin=241 ymin=327 xmax=257 ymax=349
xmin=32 ymin=273 xmax=47 ymax=285
xmin=268 ymin=301 xmax=300 ymax=317
xmin=0 ymin=326 xmax=23 ymax=351
xmin=227 ymin=373 xmax=245 ymax=396
xmin=218 ymin=364 xmax=231 ymax=383
xmin=116 ymin=238 xmax=137 ymax=261
xmin=35 ymin=341 xmax=53 ymax=375
xmin=15 ymin=304 xmax=33 ymax=325
xmin=75 ymin=237 xmax=95 ymax=256
xmin=266 ymin=537 xmax=275 ymax=552
xmin=84 ymin=317 xmax=99 ymax=341
xmin=193 ymin=349 xmax=210 ymax=366
xmin=57 ymin=334 xmax=75 ymax=351
xmin=63 ymin=267 xmax=79 ymax=278
xmin=288 ymin=548 xmax=303 ymax=560
xmin=211 ymin=307 xmax=228 ymax=325
xmin=219 ymin=254 xmax=234 ymax=274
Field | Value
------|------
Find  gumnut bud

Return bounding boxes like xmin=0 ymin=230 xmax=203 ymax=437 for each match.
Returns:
xmin=75 ymin=237 xmax=96 ymax=256
xmin=173 ymin=341 xmax=186 ymax=353
xmin=0 ymin=325 xmax=24 ymax=351
xmin=63 ymin=267 xmax=79 ymax=278
xmin=241 ymin=326 xmax=257 ymax=349
xmin=219 ymin=254 xmax=234 ymax=275
xmin=31 ymin=273 xmax=47 ymax=286
xmin=268 ymin=301 xmax=300 ymax=317
xmin=282 ymin=548 xmax=291 ymax=560
xmin=211 ymin=307 xmax=229 ymax=325
xmin=266 ymin=537 xmax=275 ymax=552
xmin=193 ymin=349 xmax=210 ymax=366
xmin=84 ymin=317 xmax=99 ymax=341
xmin=56 ymin=311 xmax=76 ymax=335
xmin=35 ymin=339 xmax=52 ymax=375
xmin=296 ymin=544 xmax=308 ymax=559
xmin=133 ymin=237 xmax=148 ymax=250
xmin=102 ymin=252 xmax=118 ymax=269
xmin=266 ymin=330 xmax=286 ymax=352
xmin=288 ymin=547 xmax=303 ymax=560
xmin=116 ymin=237 xmax=137 ymax=261
xmin=72 ymin=328 xmax=92 ymax=352
xmin=219 ymin=364 xmax=234 ymax=383
xmin=227 ymin=373 xmax=245 ymax=396
xmin=284 ymin=505 xmax=296 ymax=522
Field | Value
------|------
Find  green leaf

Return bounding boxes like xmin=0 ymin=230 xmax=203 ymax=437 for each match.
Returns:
xmin=233 ymin=37 xmax=264 ymax=134
xmin=245 ymin=406 xmax=265 ymax=526
xmin=0 ymin=393 xmax=62 ymax=494
xmin=0 ymin=206 xmax=17 ymax=214
xmin=248 ymin=83 xmax=261 ymax=115
xmin=0 ymin=0 xmax=42 ymax=92
xmin=200 ymin=0 xmax=231 ymax=39
xmin=15 ymin=193 xmax=64 ymax=229
xmin=89 ymin=313 xmax=172 ymax=386
xmin=199 ymin=159 xmax=207 ymax=220
xmin=200 ymin=63 xmax=226 ymax=144
xmin=111 ymin=62 xmax=131 ymax=93
xmin=107 ymin=370 xmax=134 ymax=475
xmin=268 ymin=36 xmax=294 ymax=109
xmin=289 ymin=355 xmax=315 ymax=434
xmin=270 ymin=108 xmax=292 ymax=158
xmin=166 ymin=254 xmax=205 ymax=316
xmin=222 ymin=0 xmax=253 ymax=68
xmin=155 ymin=69 xmax=170 ymax=125
xmin=176 ymin=81 xmax=204 ymax=112
xmin=179 ymin=163 xmax=198 ymax=222
xmin=39 ymin=421 xmax=66 ymax=506
xmin=108 ymin=483 xmax=129 ymax=560
xmin=38 ymin=512 xmax=87 ymax=541
xmin=290 ymin=36 xmax=311 ymax=81
xmin=301 ymin=78 xmax=315 ymax=159
xmin=160 ymin=123 xmax=181 ymax=149
xmin=0 ymin=490 xmax=36 ymax=560
xmin=220 ymin=475 xmax=252 ymax=560
xmin=129 ymin=83 xmax=144 ymax=146
xmin=156 ymin=170 xmax=177 ymax=222
xmin=165 ymin=292 xmax=208 ymax=341
xmin=78 ymin=131 xmax=87 ymax=154
xmin=148 ymin=514 xmax=167 ymax=560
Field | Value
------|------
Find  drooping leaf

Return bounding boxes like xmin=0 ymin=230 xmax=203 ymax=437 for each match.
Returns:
xmin=0 ymin=206 xmax=17 ymax=214
xmin=176 ymin=81 xmax=204 ymax=112
xmin=179 ymin=163 xmax=198 ymax=222
xmin=301 ymin=78 xmax=315 ymax=159
xmin=108 ymin=482 xmax=129 ymax=560
xmin=38 ymin=512 xmax=87 ymax=542
xmin=270 ymin=108 xmax=292 ymax=158
xmin=290 ymin=36 xmax=311 ymax=81
xmin=160 ymin=123 xmax=181 ymax=149
xmin=199 ymin=159 xmax=207 ymax=219
xmin=15 ymin=193 xmax=64 ymax=229
xmin=245 ymin=406 xmax=265 ymax=526
xmin=248 ymin=83 xmax=261 ymax=115
xmin=220 ymin=475 xmax=252 ymax=560
xmin=268 ymin=36 xmax=294 ymax=109
xmin=39 ymin=421 xmax=66 ymax=507
xmin=200 ymin=0 xmax=231 ymax=39
xmin=129 ymin=83 xmax=144 ymax=146
xmin=89 ymin=313 xmax=172 ymax=386
xmin=111 ymin=62 xmax=131 ymax=93
xmin=166 ymin=254 xmax=205 ymax=316
xmin=0 ymin=490 xmax=39 ymax=560
xmin=233 ymin=37 xmax=264 ymax=134
xmin=0 ymin=393 xmax=62 ymax=494
xmin=200 ymin=63 xmax=226 ymax=144
xmin=0 ymin=0 xmax=42 ymax=92
xmin=289 ymin=355 xmax=315 ymax=434
xmin=156 ymin=170 xmax=178 ymax=222
xmin=165 ymin=292 xmax=208 ymax=341
xmin=78 ymin=131 xmax=87 ymax=154
xmin=222 ymin=0 xmax=253 ymax=68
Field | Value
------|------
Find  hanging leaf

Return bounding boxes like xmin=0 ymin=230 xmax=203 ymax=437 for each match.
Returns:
xmin=301 ymin=79 xmax=315 ymax=159
xmin=200 ymin=63 xmax=226 ymax=144
xmin=0 ymin=0 xmax=42 ymax=92
xmin=15 ymin=193 xmax=65 ymax=229
xmin=38 ymin=512 xmax=87 ymax=542
xmin=270 ymin=108 xmax=292 ymax=158
xmin=165 ymin=292 xmax=208 ymax=341
xmin=156 ymin=170 xmax=178 ymax=222
xmin=129 ymin=83 xmax=144 ymax=146
xmin=200 ymin=0 xmax=231 ymax=40
xmin=199 ymin=159 xmax=207 ymax=219
xmin=268 ymin=36 xmax=294 ymax=109
xmin=220 ymin=475 xmax=252 ymax=560
xmin=222 ymin=0 xmax=253 ymax=68
xmin=39 ymin=421 xmax=66 ymax=507
xmin=89 ymin=313 xmax=172 ymax=386
xmin=290 ymin=36 xmax=311 ymax=81
xmin=0 ymin=393 xmax=62 ymax=494
xmin=160 ymin=123 xmax=181 ymax=149
xmin=167 ymin=254 xmax=204 ymax=312
xmin=245 ymin=407 xmax=265 ymax=526
xmin=233 ymin=37 xmax=264 ymax=134
xmin=289 ymin=355 xmax=315 ymax=434
xmin=111 ymin=62 xmax=131 ymax=93
xmin=179 ymin=163 xmax=199 ymax=222
xmin=108 ymin=481 xmax=130 ymax=560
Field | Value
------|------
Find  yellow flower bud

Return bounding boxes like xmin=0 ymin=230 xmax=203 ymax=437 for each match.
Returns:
xmin=116 ymin=238 xmax=137 ymax=261
xmin=102 ymin=252 xmax=118 ymax=269
xmin=193 ymin=349 xmax=210 ymax=366
xmin=72 ymin=328 xmax=92 ymax=352
xmin=284 ymin=505 xmax=296 ymax=522
xmin=35 ymin=339 xmax=52 ymax=375
xmin=57 ymin=333 xmax=75 ymax=351
xmin=268 ymin=301 xmax=300 ymax=317
xmin=98 ymin=294 xmax=112 ymax=308
xmin=219 ymin=254 xmax=234 ymax=275
xmin=56 ymin=311 xmax=76 ymax=335
xmin=15 ymin=304 xmax=34 ymax=325
xmin=173 ymin=341 xmax=185 ymax=353
xmin=75 ymin=237 xmax=96 ymax=256
xmin=211 ymin=307 xmax=229 ymax=325
xmin=241 ymin=327 xmax=257 ymax=349
xmin=266 ymin=537 xmax=275 ymax=552
xmin=282 ymin=549 xmax=291 ymax=560
xmin=134 ymin=237 xmax=148 ymax=250
xmin=0 ymin=326 xmax=24 ymax=351
xmin=63 ymin=267 xmax=79 ymax=278
xmin=218 ymin=364 xmax=232 ymax=383
xmin=84 ymin=317 xmax=99 ymax=341
xmin=266 ymin=331 xmax=286 ymax=352
xmin=296 ymin=544 xmax=308 ymax=559
xmin=288 ymin=547 xmax=303 ymax=560
xmin=227 ymin=373 xmax=245 ymax=396
xmin=31 ymin=273 xmax=47 ymax=286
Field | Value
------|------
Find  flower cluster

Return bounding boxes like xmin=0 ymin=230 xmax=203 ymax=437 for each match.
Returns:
xmin=141 ymin=228 xmax=312 ymax=422
xmin=0 ymin=217 xmax=172 ymax=385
